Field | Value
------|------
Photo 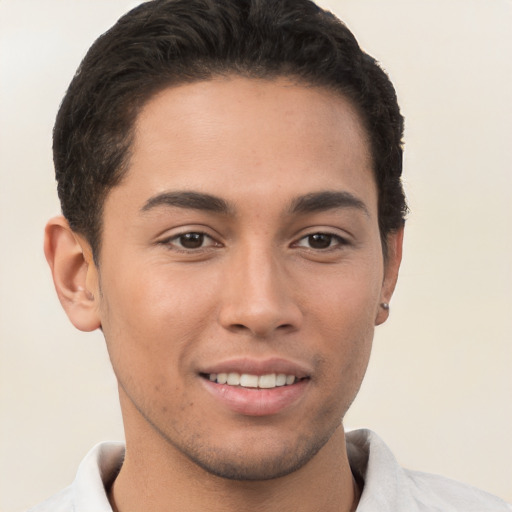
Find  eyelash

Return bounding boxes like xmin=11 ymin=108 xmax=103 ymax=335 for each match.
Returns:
xmin=161 ymin=231 xmax=220 ymax=252
xmin=294 ymin=232 xmax=349 ymax=251
xmin=160 ymin=231 xmax=348 ymax=253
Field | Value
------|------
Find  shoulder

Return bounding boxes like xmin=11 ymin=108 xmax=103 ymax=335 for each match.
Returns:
xmin=347 ymin=429 xmax=511 ymax=512
xmin=403 ymin=468 xmax=512 ymax=511
xmin=26 ymin=441 xmax=125 ymax=512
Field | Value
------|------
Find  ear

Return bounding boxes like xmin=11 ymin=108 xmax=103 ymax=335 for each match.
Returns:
xmin=375 ymin=226 xmax=404 ymax=326
xmin=44 ymin=216 xmax=101 ymax=332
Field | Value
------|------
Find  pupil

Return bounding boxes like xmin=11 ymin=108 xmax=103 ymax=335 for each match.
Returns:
xmin=309 ymin=233 xmax=332 ymax=249
xmin=180 ymin=233 xmax=204 ymax=249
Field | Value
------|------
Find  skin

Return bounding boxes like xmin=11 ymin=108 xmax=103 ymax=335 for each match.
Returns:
xmin=45 ymin=76 xmax=403 ymax=512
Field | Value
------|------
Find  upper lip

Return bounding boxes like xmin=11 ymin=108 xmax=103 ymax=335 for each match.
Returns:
xmin=199 ymin=357 xmax=312 ymax=379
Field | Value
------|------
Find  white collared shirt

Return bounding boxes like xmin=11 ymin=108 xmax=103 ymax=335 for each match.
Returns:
xmin=28 ymin=429 xmax=511 ymax=511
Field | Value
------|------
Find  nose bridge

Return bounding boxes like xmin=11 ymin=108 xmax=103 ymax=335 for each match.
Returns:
xmin=219 ymin=240 xmax=301 ymax=337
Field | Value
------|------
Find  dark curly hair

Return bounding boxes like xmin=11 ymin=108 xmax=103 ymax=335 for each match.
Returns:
xmin=53 ymin=0 xmax=406 ymax=260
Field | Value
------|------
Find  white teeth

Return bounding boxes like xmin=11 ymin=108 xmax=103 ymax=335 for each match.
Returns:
xmin=227 ymin=372 xmax=240 ymax=385
xmin=208 ymin=372 xmax=298 ymax=388
xmin=240 ymin=374 xmax=259 ymax=388
xmin=258 ymin=374 xmax=276 ymax=388
xmin=276 ymin=374 xmax=287 ymax=386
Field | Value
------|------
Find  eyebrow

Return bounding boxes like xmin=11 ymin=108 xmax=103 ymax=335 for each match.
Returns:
xmin=289 ymin=191 xmax=370 ymax=217
xmin=140 ymin=189 xmax=369 ymax=217
xmin=141 ymin=191 xmax=232 ymax=214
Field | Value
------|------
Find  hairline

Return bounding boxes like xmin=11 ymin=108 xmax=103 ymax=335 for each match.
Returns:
xmin=80 ymin=72 xmax=388 ymax=265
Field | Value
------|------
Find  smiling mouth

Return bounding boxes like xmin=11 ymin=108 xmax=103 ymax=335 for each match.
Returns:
xmin=201 ymin=372 xmax=306 ymax=389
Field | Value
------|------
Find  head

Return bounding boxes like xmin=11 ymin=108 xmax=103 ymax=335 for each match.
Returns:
xmin=45 ymin=0 xmax=406 ymax=483
xmin=53 ymin=0 xmax=406 ymax=262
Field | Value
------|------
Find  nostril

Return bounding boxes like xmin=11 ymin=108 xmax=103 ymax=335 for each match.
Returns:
xmin=230 ymin=322 xmax=294 ymax=334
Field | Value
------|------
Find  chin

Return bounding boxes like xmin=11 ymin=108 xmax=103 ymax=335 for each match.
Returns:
xmin=175 ymin=427 xmax=336 ymax=482
xmin=187 ymin=450 xmax=314 ymax=481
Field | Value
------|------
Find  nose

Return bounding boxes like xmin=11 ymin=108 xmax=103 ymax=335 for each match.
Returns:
xmin=218 ymin=244 xmax=303 ymax=338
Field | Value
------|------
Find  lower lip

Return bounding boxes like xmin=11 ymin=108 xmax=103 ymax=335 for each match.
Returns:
xmin=201 ymin=378 xmax=309 ymax=416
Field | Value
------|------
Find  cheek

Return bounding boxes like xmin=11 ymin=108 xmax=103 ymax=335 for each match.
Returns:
xmin=97 ymin=261 xmax=220 ymax=380
xmin=298 ymin=261 xmax=380 ymax=387
xmin=301 ymin=256 xmax=383 ymax=326
xmin=102 ymin=257 xmax=214 ymax=325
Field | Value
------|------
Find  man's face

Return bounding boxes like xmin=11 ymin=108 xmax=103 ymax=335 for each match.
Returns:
xmin=91 ymin=77 xmax=399 ymax=480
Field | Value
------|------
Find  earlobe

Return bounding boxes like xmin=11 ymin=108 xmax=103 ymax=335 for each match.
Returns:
xmin=44 ymin=216 xmax=101 ymax=332
xmin=375 ymin=227 xmax=404 ymax=326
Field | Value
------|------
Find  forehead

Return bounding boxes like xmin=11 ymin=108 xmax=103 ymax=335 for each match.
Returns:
xmin=107 ymin=76 xmax=376 ymax=218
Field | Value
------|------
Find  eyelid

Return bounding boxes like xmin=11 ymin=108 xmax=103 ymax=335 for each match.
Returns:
xmin=157 ymin=228 xmax=223 ymax=252
xmin=294 ymin=232 xmax=349 ymax=250
xmin=291 ymin=224 xmax=353 ymax=245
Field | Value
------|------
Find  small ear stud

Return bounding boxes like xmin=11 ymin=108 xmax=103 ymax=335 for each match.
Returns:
xmin=380 ymin=302 xmax=390 ymax=311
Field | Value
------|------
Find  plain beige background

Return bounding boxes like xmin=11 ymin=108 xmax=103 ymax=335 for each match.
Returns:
xmin=0 ymin=1 xmax=511 ymax=510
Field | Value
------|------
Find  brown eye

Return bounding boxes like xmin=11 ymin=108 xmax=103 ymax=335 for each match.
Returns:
xmin=295 ymin=232 xmax=347 ymax=250
xmin=178 ymin=233 xmax=205 ymax=249
xmin=307 ymin=233 xmax=333 ymax=249
xmin=160 ymin=231 xmax=221 ymax=253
